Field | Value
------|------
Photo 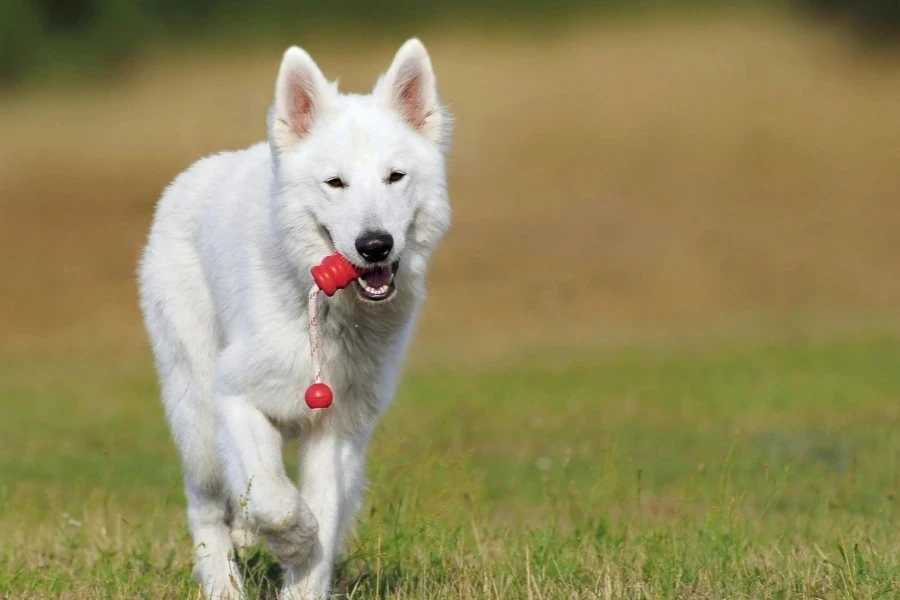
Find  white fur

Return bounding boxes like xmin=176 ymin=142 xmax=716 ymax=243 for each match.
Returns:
xmin=138 ymin=39 xmax=450 ymax=600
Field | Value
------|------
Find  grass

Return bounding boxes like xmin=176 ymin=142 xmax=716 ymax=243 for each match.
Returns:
xmin=2 ymin=334 xmax=900 ymax=598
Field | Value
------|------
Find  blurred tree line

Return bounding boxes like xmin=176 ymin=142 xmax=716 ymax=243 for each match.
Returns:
xmin=1 ymin=0 xmax=897 ymax=85
xmin=801 ymin=0 xmax=900 ymax=38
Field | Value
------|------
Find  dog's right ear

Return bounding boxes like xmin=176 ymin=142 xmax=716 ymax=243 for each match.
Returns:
xmin=269 ymin=46 xmax=333 ymax=152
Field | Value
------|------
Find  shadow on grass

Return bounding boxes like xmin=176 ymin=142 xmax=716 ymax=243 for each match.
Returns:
xmin=334 ymin=557 xmax=411 ymax=599
xmin=233 ymin=545 xmax=414 ymax=599
xmin=235 ymin=547 xmax=283 ymax=600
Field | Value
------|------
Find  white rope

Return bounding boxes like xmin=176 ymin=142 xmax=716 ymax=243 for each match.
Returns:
xmin=307 ymin=284 xmax=322 ymax=384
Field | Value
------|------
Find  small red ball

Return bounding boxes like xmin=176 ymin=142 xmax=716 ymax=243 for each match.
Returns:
xmin=305 ymin=383 xmax=333 ymax=409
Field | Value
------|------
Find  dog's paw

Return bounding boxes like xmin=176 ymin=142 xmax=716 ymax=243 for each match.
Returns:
xmin=279 ymin=586 xmax=326 ymax=600
xmin=257 ymin=502 xmax=319 ymax=566
xmin=229 ymin=519 xmax=259 ymax=554
xmin=193 ymin=561 xmax=243 ymax=600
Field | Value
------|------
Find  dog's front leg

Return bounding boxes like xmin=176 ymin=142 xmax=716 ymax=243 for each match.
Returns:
xmin=217 ymin=395 xmax=319 ymax=567
xmin=281 ymin=430 xmax=369 ymax=599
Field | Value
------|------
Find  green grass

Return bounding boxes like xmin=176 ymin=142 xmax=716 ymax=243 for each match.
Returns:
xmin=2 ymin=334 xmax=900 ymax=598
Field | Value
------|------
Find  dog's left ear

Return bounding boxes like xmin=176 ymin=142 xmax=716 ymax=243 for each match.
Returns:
xmin=375 ymin=39 xmax=449 ymax=149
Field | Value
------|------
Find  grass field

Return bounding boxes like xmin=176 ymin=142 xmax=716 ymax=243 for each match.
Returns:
xmin=3 ymin=335 xmax=900 ymax=598
xmin=2 ymin=9 xmax=900 ymax=599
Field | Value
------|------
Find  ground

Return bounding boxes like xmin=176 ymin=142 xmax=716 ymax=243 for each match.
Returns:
xmin=1 ymin=11 xmax=900 ymax=600
xmin=3 ymin=336 xmax=900 ymax=598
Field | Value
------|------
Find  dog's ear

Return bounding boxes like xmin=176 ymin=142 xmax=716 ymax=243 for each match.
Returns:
xmin=270 ymin=46 xmax=333 ymax=152
xmin=375 ymin=38 xmax=449 ymax=148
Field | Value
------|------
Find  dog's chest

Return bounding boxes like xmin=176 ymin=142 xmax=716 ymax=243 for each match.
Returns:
xmin=311 ymin=314 xmax=406 ymax=431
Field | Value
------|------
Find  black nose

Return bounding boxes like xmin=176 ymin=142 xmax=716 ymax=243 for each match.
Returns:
xmin=355 ymin=231 xmax=393 ymax=263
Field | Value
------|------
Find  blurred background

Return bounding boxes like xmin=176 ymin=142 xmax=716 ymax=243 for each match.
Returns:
xmin=1 ymin=0 xmax=899 ymax=360
xmin=1 ymin=0 xmax=899 ymax=361
xmin=2 ymin=1 xmax=900 ymax=597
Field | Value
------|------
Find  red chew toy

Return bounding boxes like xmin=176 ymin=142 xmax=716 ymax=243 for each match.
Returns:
xmin=305 ymin=253 xmax=358 ymax=409
xmin=305 ymin=382 xmax=333 ymax=409
xmin=310 ymin=254 xmax=359 ymax=296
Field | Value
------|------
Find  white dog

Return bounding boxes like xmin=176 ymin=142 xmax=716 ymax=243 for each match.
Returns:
xmin=138 ymin=39 xmax=451 ymax=599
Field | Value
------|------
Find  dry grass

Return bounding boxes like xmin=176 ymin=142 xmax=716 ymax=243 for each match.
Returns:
xmin=1 ymin=14 xmax=900 ymax=360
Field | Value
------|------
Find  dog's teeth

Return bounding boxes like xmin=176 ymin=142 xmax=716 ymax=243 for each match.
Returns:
xmin=356 ymin=273 xmax=394 ymax=298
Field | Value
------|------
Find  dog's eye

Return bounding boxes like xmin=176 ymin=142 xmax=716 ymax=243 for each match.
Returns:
xmin=325 ymin=177 xmax=345 ymax=189
xmin=387 ymin=171 xmax=406 ymax=184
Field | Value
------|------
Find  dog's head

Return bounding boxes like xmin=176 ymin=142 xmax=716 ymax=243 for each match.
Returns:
xmin=267 ymin=39 xmax=451 ymax=304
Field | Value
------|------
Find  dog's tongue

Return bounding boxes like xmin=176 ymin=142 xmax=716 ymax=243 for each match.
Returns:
xmin=362 ymin=267 xmax=392 ymax=288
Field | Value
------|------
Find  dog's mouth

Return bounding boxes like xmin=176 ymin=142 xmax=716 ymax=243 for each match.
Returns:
xmin=354 ymin=261 xmax=399 ymax=302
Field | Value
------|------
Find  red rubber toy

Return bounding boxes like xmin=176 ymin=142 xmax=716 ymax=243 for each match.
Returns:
xmin=305 ymin=253 xmax=359 ymax=409
xmin=305 ymin=382 xmax=333 ymax=409
xmin=310 ymin=253 xmax=359 ymax=296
